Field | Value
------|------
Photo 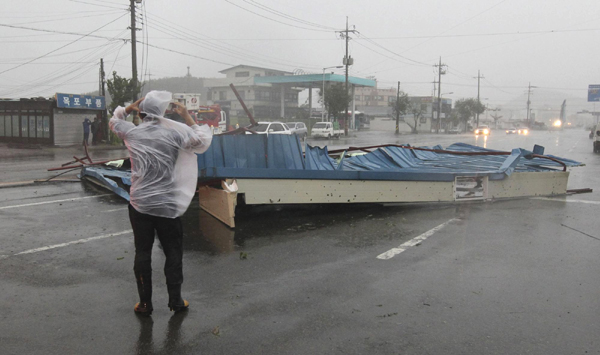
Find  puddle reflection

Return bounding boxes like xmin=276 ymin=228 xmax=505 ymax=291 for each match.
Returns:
xmin=183 ymin=208 xmax=236 ymax=255
xmin=474 ymin=135 xmax=488 ymax=148
xmin=134 ymin=312 xmax=188 ymax=354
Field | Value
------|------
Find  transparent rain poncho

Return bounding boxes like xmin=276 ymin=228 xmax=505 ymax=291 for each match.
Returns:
xmin=110 ymin=91 xmax=212 ymax=218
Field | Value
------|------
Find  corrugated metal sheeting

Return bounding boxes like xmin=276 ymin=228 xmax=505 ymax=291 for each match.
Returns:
xmin=197 ymin=135 xmax=582 ymax=182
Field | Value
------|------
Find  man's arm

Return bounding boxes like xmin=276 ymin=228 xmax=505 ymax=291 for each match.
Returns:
xmin=110 ymin=98 xmax=144 ymax=139
xmin=170 ymin=101 xmax=212 ymax=153
xmin=172 ymin=102 xmax=196 ymax=127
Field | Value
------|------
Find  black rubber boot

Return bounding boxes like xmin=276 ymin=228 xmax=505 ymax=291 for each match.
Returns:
xmin=167 ymin=284 xmax=189 ymax=313
xmin=135 ymin=274 xmax=153 ymax=316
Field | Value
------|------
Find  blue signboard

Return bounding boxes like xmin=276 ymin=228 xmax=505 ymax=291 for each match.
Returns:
xmin=588 ymin=85 xmax=600 ymax=102
xmin=55 ymin=93 xmax=106 ymax=110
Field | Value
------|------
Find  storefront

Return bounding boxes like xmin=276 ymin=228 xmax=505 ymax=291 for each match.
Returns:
xmin=0 ymin=93 xmax=106 ymax=146
xmin=0 ymin=99 xmax=53 ymax=145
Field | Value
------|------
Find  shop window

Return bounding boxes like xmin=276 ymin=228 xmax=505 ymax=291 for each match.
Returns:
xmin=21 ymin=116 xmax=28 ymax=137
xmin=29 ymin=113 xmax=36 ymax=138
xmin=43 ymin=116 xmax=50 ymax=138
xmin=12 ymin=115 xmax=19 ymax=137
xmin=36 ymin=116 xmax=44 ymax=138
xmin=0 ymin=114 xmax=4 ymax=137
xmin=235 ymin=71 xmax=250 ymax=77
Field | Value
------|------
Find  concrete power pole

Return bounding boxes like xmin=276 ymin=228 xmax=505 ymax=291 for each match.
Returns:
xmin=435 ymin=57 xmax=446 ymax=133
xmin=526 ymin=82 xmax=536 ymax=127
xmin=338 ymin=17 xmax=356 ymax=136
xmin=100 ymin=58 xmax=107 ymax=140
xmin=395 ymin=81 xmax=400 ymax=135
xmin=475 ymin=70 xmax=484 ymax=127
xmin=130 ymin=0 xmax=139 ymax=104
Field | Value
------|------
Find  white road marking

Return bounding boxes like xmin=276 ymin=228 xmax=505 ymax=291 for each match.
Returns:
xmin=0 ymin=194 xmax=111 ymax=210
xmin=568 ymin=139 xmax=580 ymax=152
xmin=377 ymin=218 xmax=459 ymax=260
xmin=101 ymin=207 xmax=128 ymax=213
xmin=532 ymin=197 xmax=600 ymax=205
xmin=10 ymin=230 xmax=132 ymax=257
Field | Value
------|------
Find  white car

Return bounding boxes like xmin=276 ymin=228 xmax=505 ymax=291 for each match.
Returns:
xmin=474 ymin=125 xmax=490 ymax=135
xmin=248 ymin=121 xmax=292 ymax=136
xmin=286 ymin=122 xmax=308 ymax=138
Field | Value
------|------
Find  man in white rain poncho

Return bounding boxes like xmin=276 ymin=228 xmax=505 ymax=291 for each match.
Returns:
xmin=110 ymin=90 xmax=212 ymax=316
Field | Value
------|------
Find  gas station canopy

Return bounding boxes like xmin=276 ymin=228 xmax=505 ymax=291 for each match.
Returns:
xmin=254 ymin=73 xmax=376 ymax=88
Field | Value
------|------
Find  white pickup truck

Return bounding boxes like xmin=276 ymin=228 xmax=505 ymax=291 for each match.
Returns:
xmin=311 ymin=121 xmax=344 ymax=139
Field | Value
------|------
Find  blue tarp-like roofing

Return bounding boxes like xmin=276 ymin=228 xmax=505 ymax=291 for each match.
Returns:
xmin=197 ymin=135 xmax=582 ymax=182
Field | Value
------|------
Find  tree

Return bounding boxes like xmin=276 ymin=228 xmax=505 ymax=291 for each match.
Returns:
xmin=107 ymin=71 xmax=141 ymax=113
xmin=389 ymin=91 xmax=410 ymax=134
xmin=318 ymin=83 xmax=351 ymax=121
xmin=490 ymin=112 xmax=503 ymax=129
xmin=405 ymin=100 xmax=426 ymax=134
xmin=454 ymin=98 xmax=486 ymax=132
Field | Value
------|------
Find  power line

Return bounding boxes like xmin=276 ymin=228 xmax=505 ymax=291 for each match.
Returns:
xmin=0 ymin=23 xmax=127 ymax=42
xmin=67 ymin=0 xmax=128 ymax=10
xmin=355 ymin=32 xmax=431 ymax=67
xmin=143 ymin=11 xmax=322 ymax=71
xmin=223 ymin=0 xmax=333 ymax=32
xmin=0 ymin=13 xmax=128 ymax=77
xmin=242 ymin=0 xmax=337 ymax=30
xmin=6 ymin=9 xmax=125 ymax=26
xmin=402 ymin=0 xmax=510 ymax=53
xmin=357 ymin=27 xmax=600 ymax=40
xmin=139 ymin=41 xmax=235 ymax=67
xmin=1 ymin=41 xmax=124 ymax=97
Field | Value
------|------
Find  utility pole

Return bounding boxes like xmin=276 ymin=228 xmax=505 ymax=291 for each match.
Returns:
xmin=337 ymin=17 xmax=357 ymax=136
xmin=435 ymin=57 xmax=446 ymax=133
xmin=395 ymin=81 xmax=400 ymax=135
xmin=526 ymin=82 xmax=536 ymax=128
xmin=100 ymin=58 xmax=107 ymax=140
xmin=475 ymin=70 xmax=484 ymax=127
xmin=129 ymin=0 xmax=139 ymax=104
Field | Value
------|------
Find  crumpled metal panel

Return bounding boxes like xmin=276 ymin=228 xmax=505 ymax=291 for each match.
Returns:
xmin=197 ymin=136 xmax=583 ymax=181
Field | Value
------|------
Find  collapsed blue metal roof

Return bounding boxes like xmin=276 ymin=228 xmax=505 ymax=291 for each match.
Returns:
xmin=197 ymin=135 xmax=582 ymax=182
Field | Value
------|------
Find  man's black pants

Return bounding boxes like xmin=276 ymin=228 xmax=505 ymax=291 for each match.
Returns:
xmin=128 ymin=204 xmax=183 ymax=304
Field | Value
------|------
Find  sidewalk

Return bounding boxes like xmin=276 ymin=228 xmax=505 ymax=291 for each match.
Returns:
xmin=0 ymin=142 xmax=127 ymax=160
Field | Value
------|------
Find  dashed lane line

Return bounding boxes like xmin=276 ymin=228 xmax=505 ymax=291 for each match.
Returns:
xmin=0 ymin=194 xmax=112 ymax=210
xmin=1 ymin=230 xmax=133 ymax=259
xmin=377 ymin=218 xmax=460 ymax=260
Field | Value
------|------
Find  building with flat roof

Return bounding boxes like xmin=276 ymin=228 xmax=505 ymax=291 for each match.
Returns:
xmin=204 ymin=65 xmax=376 ymax=127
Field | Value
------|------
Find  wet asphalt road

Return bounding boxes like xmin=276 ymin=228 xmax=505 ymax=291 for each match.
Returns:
xmin=1 ymin=129 xmax=599 ymax=354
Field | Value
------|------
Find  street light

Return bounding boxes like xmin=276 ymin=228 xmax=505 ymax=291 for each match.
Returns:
xmin=322 ymin=66 xmax=344 ymax=121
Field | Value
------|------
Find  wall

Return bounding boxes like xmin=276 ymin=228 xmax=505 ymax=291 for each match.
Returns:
xmin=54 ymin=109 xmax=101 ymax=146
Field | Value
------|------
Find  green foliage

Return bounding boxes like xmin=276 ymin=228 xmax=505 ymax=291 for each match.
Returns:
xmin=389 ymin=91 xmax=410 ymax=117
xmin=318 ymin=83 xmax=351 ymax=119
xmin=454 ymin=98 xmax=486 ymax=131
xmin=406 ymin=100 xmax=426 ymax=134
xmin=106 ymin=71 xmax=140 ymax=113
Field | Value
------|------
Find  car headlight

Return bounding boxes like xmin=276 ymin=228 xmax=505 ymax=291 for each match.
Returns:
xmin=483 ymin=129 xmax=489 ymax=134
xmin=523 ymin=129 xmax=528 ymax=134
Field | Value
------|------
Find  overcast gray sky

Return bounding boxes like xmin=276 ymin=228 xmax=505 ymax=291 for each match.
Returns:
xmin=1 ymin=0 xmax=599 ymax=114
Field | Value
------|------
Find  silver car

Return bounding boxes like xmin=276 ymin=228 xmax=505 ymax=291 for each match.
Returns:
xmin=286 ymin=122 xmax=308 ymax=138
